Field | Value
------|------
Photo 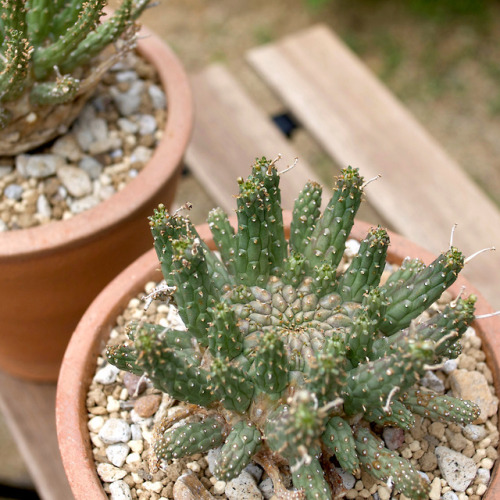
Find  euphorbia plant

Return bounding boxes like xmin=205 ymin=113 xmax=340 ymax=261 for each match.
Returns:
xmin=108 ymin=160 xmax=480 ymax=499
xmin=0 ymin=0 xmax=152 ymax=154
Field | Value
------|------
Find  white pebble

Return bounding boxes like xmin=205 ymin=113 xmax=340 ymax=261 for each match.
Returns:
xmin=148 ymin=84 xmax=166 ymax=109
xmin=475 ymin=467 xmax=491 ymax=484
xmin=137 ymin=114 xmax=157 ymax=135
xmin=442 ymin=358 xmax=459 ymax=374
xmin=225 ymin=471 xmax=263 ymax=500
xmin=36 ymin=194 xmax=51 ymax=218
xmin=106 ymin=443 xmax=130 ymax=467
xmin=94 ymin=364 xmax=120 ymax=385
xmin=463 ymin=424 xmax=487 ymax=442
xmin=98 ymin=418 xmax=131 ymax=444
xmin=143 ymin=480 xmax=163 ymax=493
xmin=109 ymin=480 xmax=133 ymax=500
xmin=97 ymin=463 xmax=127 ymax=482
xmin=88 ymin=416 xmax=105 ymax=433
xmin=125 ymin=452 xmax=142 ymax=464
xmin=436 ymin=446 xmax=477 ymax=491
xmin=344 ymin=239 xmax=360 ymax=257
xmin=130 ymin=424 xmax=142 ymax=441
xmin=244 ymin=463 xmax=263 ymax=482
xmin=107 ymin=396 xmax=121 ymax=413
xmin=128 ymin=440 xmax=144 ymax=454
xmin=213 ymin=480 xmax=226 ymax=494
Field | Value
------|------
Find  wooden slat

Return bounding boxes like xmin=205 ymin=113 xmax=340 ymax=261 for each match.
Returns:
xmin=185 ymin=64 xmax=323 ymax=213
xmin=0 ymin=372 xmax=73 ymax=500
xmin=248 ymin=24 xmax=500 ymax=309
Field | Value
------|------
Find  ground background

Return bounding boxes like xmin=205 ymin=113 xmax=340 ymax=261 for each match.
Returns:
xmin=2 ymin=0 xmax=500 ymax=497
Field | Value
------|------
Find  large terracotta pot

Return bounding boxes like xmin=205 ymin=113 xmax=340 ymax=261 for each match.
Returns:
xmin=56 ymin=216 xmax=500 ymax=499
xmin=0 ymin=26 xmax=192 ymax=381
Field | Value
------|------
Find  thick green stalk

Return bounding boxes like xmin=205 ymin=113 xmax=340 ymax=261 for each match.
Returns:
xmin=303 ymin=167 xmax=363 ymax=271
xmin=32 ymin=0 xmax=105 ymax=79
xmin=290 ymin=180 xmax=322 ymax=255
xmin=381 ymin=247 xmax=465 ymax=335
xmin=336 ymin=226 xmax=389 ymax=302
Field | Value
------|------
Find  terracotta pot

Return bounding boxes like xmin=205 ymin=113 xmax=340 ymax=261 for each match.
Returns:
xmin=0 ymin=26 xmax=192 ymax=381
xmin=56 ymin=216 xmax=500 ymax=499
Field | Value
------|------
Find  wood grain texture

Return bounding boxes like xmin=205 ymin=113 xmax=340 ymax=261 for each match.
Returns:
xmin=0 ymin=371 xmax=73 ymax=500
xmin=185 ymin=64 xmax=323 ymax=213
xmin=248 ymin=24 xmax=500 ymax=309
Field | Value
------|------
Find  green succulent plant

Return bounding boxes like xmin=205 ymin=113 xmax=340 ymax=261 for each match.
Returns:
xmin=0 ymin=0 xmax=152 ymax=154
xmin=108 ymin=159 xmax=480 ymax=499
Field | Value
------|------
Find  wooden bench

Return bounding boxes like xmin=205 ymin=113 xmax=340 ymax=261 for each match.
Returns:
xmin=1 ymin=22 xmax=499 ymax=500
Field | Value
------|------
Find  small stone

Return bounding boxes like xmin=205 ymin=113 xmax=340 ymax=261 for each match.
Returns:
xmin=428 ymin=421 xmax=445 ymax=440
xmin=419 ymin=451 xmax=438 ymax=471
xmin=442 ymin=492 xmax=459 ymax=500
xmin=125 ymin=452 xmax=141 ymax=464
xmin=225 ymin=471 xmax=263 ymax=500
xmin=16 ymin=154 xmax=66 ymax=178
xmin=98 ymin=418 xmax=132 ymax=444
xmin=123 ymin=372 xmax=148 ymax=396
xmin=109 ymin=480 xmax=133 ymax=500
xmin=206 ymin=448 xmax=221 ymax=476
xmin=435 ymin=446 xmax=477 ymax=491
xmin=134 ymin=394 xmax=161 ymax=418
xmin=377 ymin=486 xmax=391 ymax=500
xmin=130 ymin=145 xmax=152 ymax=165
xmin=51 ymin=134 xmax=82 ymax=162
xmin=57 ymin=165 xmax=92 ymax=198
xmin=69 ymin=195 xmax=100 ymax=214
xmin=244 ymin=463 xmax=263 ymax=483
xmin=36 ymin=194 xmax=51 ymax=218
xmin=143 ymin=480 xmax=163 ymax=493
xmin=421 ymin=370 xmax=445 ymax=393
xmin=110 ymin=80 xmax=145 ymax=116
xmin=94 ymin=363 xmax=120 ymax=384
xmin=383 ymin=427 xmax=405 ymax=450
xmin=88 ymin=415 xmax=105 ymax=433
xmin=137 ymin=114 xmax=157 ymax=135
xmin=344 ymin=239 xmax=361 ymax=257
xmin=447 ymin=431 xmax=469 ymax=452
xmin=79 ymin=156 xmax=103 ymax=179
xmin=463 ymin=424 xmax=488 ymax=442
xmin=442 ymin=358 xmax=459 ymax=374
xmin=258 ymin=477 xmax=274 ymax=500
xmin=475 ymin=467 xmax=490 ymax=484
xmin=0 ymin=220 xmax=7 ymax=232
xmin=115 ymin=70 xmax=138 ymax=83
xmin=428 ymin=477 xmax=441 ymax=500
xmin=97 ymin=463 xmax=127 ymax=482
xmin=128 ymin=440 xmax=143 ymax=454
xmin=88 ymin=136 xmax=122 ymax=156
xmin=449 ymin=369 xmax=498 ymax=423
xmin=335 ymin=467 xmax=356 ymax=490
xmin=106 ymin=443 xmax=130 ymax=467
xmin=4 ymin=183 xmax=23 ymax=200
xmin=0 ymin=165 xmax=13 ymax=177
xmin=148 ymin=84 xmax=166 ymax=109
xmin=173 ymin=472 xmax=215 ymax=499
xmin=117 ymin=117 xmax=139 ymax=134
xmin=130 ymin=424 xmax=142 ymax=441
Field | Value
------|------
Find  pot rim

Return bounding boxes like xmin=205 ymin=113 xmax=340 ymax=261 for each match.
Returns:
xmin=56 ymin=216 xmax=500 ymax=499
xmin=0 ymin=23 xmax=193 ymax=259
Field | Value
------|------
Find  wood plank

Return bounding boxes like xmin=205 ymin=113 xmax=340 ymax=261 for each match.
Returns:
xmin=185 ymin=64 xmax=323 ymax=213
xmin=0 ymin=372 xmax=73 ymax=500
xmin=248 ymin=24 xmax=500 ymax=309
